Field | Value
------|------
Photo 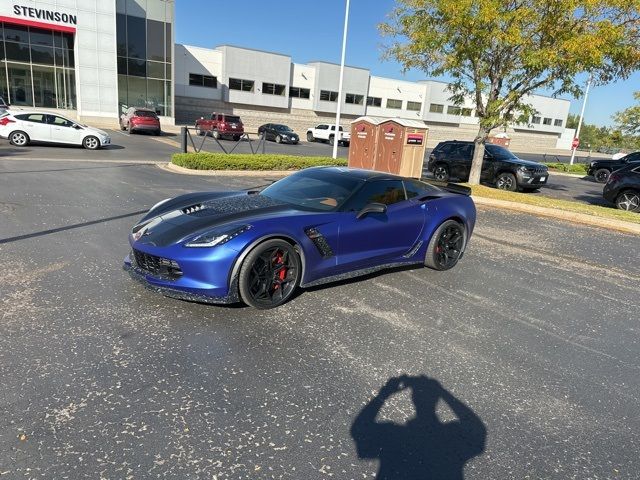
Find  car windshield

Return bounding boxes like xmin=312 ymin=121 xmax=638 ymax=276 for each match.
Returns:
xmin=225 ymin=116 xmax=241 ymax=123
xmin=485 ymin=144 xmax=518 ymax=160
xmin=135 ymin=110 xmax=157 ymax=118
xmin=260 ymin=169 xmax=361 ymax=211
xmin=274 ymin=124 xmax=292 ymax=132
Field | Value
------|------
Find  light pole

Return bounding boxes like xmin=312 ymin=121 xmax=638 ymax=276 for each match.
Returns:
xmin=332 ymin=0 xmax=351 ymax=159
xmin=570 ymin=75 xmax=592 ymax=165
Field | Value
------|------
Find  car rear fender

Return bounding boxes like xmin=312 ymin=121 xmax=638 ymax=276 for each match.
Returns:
xmin=421 ymin=196 xmax=476 ymax=253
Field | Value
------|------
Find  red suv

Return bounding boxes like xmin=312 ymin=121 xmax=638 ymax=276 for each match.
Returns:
xmin=195 ymin=113 xmax=244 ymax=140
xmin=120 ymin=107 xmax=161 ymax=136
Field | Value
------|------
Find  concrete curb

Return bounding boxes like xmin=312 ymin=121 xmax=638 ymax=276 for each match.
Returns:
xmin=472 ymin=196 xmax=640 ymax=236
xmin=159 ymin=162 xmax=292 ymax=177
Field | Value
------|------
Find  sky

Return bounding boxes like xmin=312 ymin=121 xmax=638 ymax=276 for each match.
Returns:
xmin=175 ymin=0 xmax=640 ymax=128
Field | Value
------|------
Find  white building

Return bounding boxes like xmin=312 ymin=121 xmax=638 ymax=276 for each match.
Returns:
xmin=0 ymin=1 xmax=571 ymax=149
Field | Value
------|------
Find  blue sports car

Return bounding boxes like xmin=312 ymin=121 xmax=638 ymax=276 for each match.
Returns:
xmin=124 ymin=167 xmax=476 ymax=309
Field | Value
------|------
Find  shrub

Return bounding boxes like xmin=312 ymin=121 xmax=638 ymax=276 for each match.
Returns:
xmin=543 ymin=162 xmax=589 ymax=174
xmin=172 ymin=153 xmax=347 ymax=171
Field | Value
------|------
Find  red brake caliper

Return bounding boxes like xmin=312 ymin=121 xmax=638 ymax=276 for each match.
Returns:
xmin=273 ymin=251 xmax=287 ymax=290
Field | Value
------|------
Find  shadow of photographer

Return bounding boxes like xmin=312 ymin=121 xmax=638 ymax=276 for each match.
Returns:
xmin=351 ymin=375 xmax=487 ymax=479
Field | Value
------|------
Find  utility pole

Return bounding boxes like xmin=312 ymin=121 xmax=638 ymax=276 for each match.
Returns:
xmin=332 ymin=0 xmax=350 ymax=159
xmin=570 ymin=75 xmax=592 ymax=165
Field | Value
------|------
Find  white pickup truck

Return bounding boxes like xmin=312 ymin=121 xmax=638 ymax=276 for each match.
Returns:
xmin=306 ymin=124 xmax=351 ymax=146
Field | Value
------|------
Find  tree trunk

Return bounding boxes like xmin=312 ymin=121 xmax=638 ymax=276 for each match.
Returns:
xmin=468 ymin=126 xmax=490 ymax=185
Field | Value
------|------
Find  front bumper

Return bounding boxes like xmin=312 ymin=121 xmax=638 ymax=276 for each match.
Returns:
xmin=602 ymin=182 xmax=618 ymax=204
xmin=516 ymin=171 xmax=549 ymax=186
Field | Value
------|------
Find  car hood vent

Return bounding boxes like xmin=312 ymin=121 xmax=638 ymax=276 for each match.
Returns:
xmin=182 ymin=203 xmax=206 ymax=215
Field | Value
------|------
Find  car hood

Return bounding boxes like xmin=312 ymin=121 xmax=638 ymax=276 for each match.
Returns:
xmin=85 ymin=126 xmax=109 ymax=136
xmin=131 ymin=192 xmax=296 ymax=247
xmin=502 ymin=157 xmax=546 ymax=168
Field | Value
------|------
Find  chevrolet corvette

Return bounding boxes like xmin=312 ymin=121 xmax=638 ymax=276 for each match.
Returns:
xmin=124 ymin=167 xmax=476 ymax=309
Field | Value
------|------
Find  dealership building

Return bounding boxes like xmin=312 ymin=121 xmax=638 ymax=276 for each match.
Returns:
xmin=1 ymin=0 xmax=571 ymax=149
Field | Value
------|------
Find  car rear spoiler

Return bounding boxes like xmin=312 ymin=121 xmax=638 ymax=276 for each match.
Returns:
xmin=422 ymin=179 xmax=472 ymax=196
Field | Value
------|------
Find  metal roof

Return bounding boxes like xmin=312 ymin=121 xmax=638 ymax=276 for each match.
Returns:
xmin=350 ymin=116 xmax=428 ymax=129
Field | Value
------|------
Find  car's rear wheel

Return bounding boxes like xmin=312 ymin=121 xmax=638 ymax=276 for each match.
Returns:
xmin=615 ymin=190 xmax=640 ymax=212
xmin=307 ymin=132 xmax=314 ymax=142
xmin=238 ymin=239 xmax=301 ymax=309
xmin=594 ymin=168 xmax=610 ymax=183
xmin=120 ymin=120 xmax=126 ymax=131
xmin=433 ymin=164 xmax=450 ymax=182
xmin=83 ymin=135 xmax=100 ymax=150
xmin=212 ymin=130 xmax=221 ymax=139
xmin=425 ymin=220 xmax=465 ymax=271
xmin=275 ymin=135 xmax=282 ymax=144
xmin=9 ymin=130 xmax=29 ymax=147
xmin=329 ymin=135 xmax=335 ymax=146
xmin=496 ymin=172 xmax=517 ymax=191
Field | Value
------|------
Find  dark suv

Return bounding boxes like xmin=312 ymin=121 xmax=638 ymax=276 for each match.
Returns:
xmin=427 ymin=141 xmax=549 ymax=192
xmin=603 ymin=162 xmax=640 ymax=211
xmin=588 ymin=152 xmax=640 ymax=183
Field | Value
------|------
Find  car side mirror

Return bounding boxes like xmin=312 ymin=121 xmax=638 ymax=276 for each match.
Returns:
xmin=73 ymin=124 xmax=82 ymax=129
xmin=356 ymin=202 xmax=387 ymax=219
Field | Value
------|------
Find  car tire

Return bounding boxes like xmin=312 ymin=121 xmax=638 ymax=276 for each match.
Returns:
xmin=275 ymin=135 xmax=282 ymax=144
xmin=238 ymin=239 xmax=301 ymax=309
xmin=615 ymin=190 xmax=640 ymax=212
xmin=154 ymin=129 xmax=161 ymax=136
xmin=433 ymin=164 xmax=450 ymax=182
xmin=233 ymin=135 xmax=241 ymax=141
xmin=120 ymin=121 xmax=126 ymax=131
xmin=307 ymin=132 xmax=314 ymax=142
xmin=9 ymin=130 xmax=29 ymax=147
xmin=329 ymin=136 xmax=335 ymax=146
xmin=496 ymin=172 xmax=517 ymax=191
xmin=196 ymin=125 xmax=204 ymax=136
xmin=594 ymin=168 xmax=610 ymax=183
xmin=424 ymin=220 xmax=465 ymax=271
xmin=83 ymin=135 xmax=101 ymax=150
xmin=212 ymin=130 xmax=221 ymax=140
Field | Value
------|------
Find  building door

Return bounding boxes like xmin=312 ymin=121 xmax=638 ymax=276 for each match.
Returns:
xmin=376 ymin=123 xmax=404 ymax=174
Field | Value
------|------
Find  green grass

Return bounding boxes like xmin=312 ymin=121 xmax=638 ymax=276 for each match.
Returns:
xmin=467 ymin=184 xmax=640 ymax=225
xmin=172 ymin=153 xmax=347 ymax=171
xmin=542 ymin=162 xmax=589 ymax=174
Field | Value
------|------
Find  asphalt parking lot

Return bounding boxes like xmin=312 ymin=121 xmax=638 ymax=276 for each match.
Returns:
xmin=1 ymin=157 xmax=638 ymax=478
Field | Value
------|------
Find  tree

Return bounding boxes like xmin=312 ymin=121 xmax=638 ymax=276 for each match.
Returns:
xmin=615 ymin=91 xmax=640 ymax=135
xmin=381 ymin=1 xmax=640 ymax=184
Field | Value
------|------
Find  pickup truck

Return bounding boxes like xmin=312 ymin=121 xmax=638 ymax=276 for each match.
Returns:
xmin=195 ymin=112 xmax=244 ymax=140
xmin=306 ymin=124 xmax=350 ymax=146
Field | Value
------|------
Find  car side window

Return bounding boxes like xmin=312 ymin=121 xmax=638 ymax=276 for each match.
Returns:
xmin=16 ymin=113 xmax=46 ymax=123
xmin=454 ymin=144 xmax=473 ymax=160
xmin=344 ymin=180 xmax=406 ymax=211
xmin=404 ymin=179 xmax=439 ymax=199
xmin=49 ymin=115 xmax=74 ymax=127
xmin=626 ymin=152 xmax=640 ymax=162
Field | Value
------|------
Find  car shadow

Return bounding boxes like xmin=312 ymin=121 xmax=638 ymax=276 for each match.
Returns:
xmin=351 ymin=375 xmax=487 ymax=479
xmin=19 ymin=141 xmax=125 ymax=150
xmin=572 ymin=195 xmax=612 ymax=207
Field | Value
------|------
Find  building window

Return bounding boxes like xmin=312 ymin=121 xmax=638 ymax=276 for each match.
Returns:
xmin=554 ymin=119 xmax=563 ymax=127
xmin=229 ymin=78 xmax=254 ymax=92
xmin=447 ymin=105 xmax=461 ymax=115
xmin=345 ymin=93 xmax=364 ymax=105
xmin=386 ymin=98 xmax=402 ymax=109
xmin=189 ymin=73 xmax=217 ymax=88
xmin=532 ymin=116 xmax=541 ymax=124
xmin=366 ymin=96 xmax=382 ymax=107
xmin=320 ymin=90 xmax=338 ymax=102
xmin=429 ymin=103 xmax=444 ymax=113
xmin=262 ymin=82 xmax=286 ymax=96
xmin=407 ymin=101 xmax=422 ymax=111
xmin=461 ymin=107 xmax=473 ymax=116
xmin=543 ymin=117 xmax=552 ymax=125
xmin=290 ymin=86 xmax=310 ymax=99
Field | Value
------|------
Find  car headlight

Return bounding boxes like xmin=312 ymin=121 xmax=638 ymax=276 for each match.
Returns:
xmin=185 ymin=224 xmax=252 ymax=248
xmin=517 ymin=166 xmax=531 ymax=174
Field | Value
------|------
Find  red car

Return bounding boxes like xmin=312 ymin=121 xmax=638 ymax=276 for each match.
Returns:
xmin=195 ymin=112 xmax=244 ymax=140
xmin=120 ymin=107 xmax=161 ymax=135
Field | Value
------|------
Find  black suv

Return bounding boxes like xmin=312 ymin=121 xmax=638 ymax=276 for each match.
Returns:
xmin=603 ymin=162 xmax=640 ymax=211
xmin=427 ymin=141 xmax=549 ymax=192
xmin=588 ymin=152 xmax=640 ymax=183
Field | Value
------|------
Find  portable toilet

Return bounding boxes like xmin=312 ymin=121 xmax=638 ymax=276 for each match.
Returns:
xmin=376 ymin=118 xmax=428 ymax=178
xmin=348 ymin=117 xmax=382 ymax=170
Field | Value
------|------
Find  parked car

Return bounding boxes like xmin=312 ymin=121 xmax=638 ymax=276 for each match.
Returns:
xmin=603 ymin=162 xmax=640 ymax=212
xmin=306 ymin=124 xmax=350 ymax=146
xmin=124 ymin=167 xmax=476 ymax=309
xmin=0 ymin=111 xmax=111 ymax=150
xmin=119 ymin=107 xmax=161 ymax=135
xmin=257 ymin=123 xmax=299 ymax=144
xmin=588 ymin=152 xmax=640 ymax=183
xmin=195 ymin=112 xmax=244 ymax=140
xmin=427 ymin=140 xmax=548 ymax=192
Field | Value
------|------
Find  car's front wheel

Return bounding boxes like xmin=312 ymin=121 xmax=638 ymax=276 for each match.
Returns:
xmin=425 ymin=220 xmax=465 ymax=271
xmin=615 ymin=190 xmax=640 ymax=212
xmin=496 ymin=172 xmax=517 ymax=191
xmin=83 ymin=135 xmax=100 ymax=150
xmin=9 ymin=130 xmax=29 ymax=147
xmin=238 ymin=239 xmax=301 ymax=309
xmin=307 ymin=132 xmax=314 ymax=142
xmin=275 ymin=135 xmax=282 ymax=144
xmin=594 ymin=168 xmax=610 ymax=183
xmin=433 ymin=164 xmax=450 ymax=182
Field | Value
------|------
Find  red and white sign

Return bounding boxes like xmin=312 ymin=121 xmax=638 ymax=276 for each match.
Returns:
xmin=407 ymin=134 xmax=424 ymax=145
xmin=572 ymin=138 xmax=580 ymax=149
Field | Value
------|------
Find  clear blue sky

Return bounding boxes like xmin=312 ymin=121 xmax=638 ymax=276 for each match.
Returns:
xmin=175 ymin=0 xmax=639 ymax=128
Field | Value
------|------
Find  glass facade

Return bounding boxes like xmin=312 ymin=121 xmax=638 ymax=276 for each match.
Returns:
xmin=116 ymin=1 xmax=172 ymax=116
xmin=0 ymin=22 xmax=76 ymax=109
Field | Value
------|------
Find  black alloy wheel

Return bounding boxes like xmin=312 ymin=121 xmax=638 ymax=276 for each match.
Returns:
xmin=615 ymin=191 xmax=640 ymax=212
xmin=496 ymin=172 xmax=517 ymax=191
xmin=238 ymin=239 xmax=301 ymax=309
xmin=594 ymin=168 xmax=610 ymax=183
xmin=433 ymin=165 xmax=450 ymax=182
xmin=425 ymin=220 xmax=465 ymax=271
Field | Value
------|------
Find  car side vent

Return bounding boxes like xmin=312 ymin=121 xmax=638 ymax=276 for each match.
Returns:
xmin=304 ymin=227 xmax=334 ymax=258
xmin=182 ymin=203 xmax=205 ymax=215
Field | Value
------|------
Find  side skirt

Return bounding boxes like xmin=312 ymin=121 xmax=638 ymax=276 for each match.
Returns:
xmin=301 ymin=261 xmax=423 ymax=289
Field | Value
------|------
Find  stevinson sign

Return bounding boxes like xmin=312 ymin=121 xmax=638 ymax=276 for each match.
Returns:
xmin=11 ymin=4 xmax=77 ymax=25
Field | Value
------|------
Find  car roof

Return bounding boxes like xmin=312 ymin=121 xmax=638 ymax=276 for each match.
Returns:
xmin=309 ymin=166 xmax=407 ymax=182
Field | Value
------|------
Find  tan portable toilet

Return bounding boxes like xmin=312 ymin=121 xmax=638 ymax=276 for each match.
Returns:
xmin=377 ymin=118 xmax=428 ymax=178
xmin=348 ymin=117 xmax=382 ymax=170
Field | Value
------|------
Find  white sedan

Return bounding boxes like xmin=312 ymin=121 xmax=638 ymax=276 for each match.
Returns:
xmin=0 ymin=111 xmax=111 ymax=150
